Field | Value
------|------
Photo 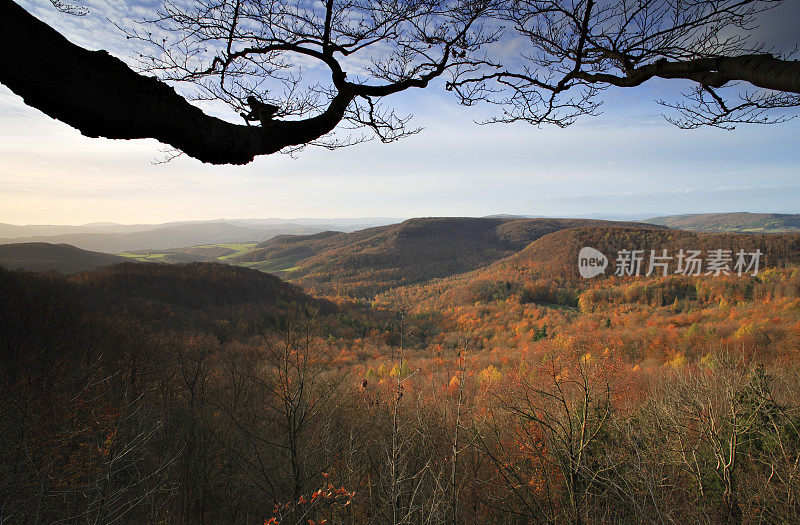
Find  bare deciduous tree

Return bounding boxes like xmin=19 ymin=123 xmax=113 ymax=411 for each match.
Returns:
xmin=448 ymin=0 xmax=800 ymax=129
xmin=652 ymin=353 xmax=784 ymax=524
xmin=1 ymin=0 xmax=496 ymax=164
xmin=476 ymin=353 xmax=613 ymax=524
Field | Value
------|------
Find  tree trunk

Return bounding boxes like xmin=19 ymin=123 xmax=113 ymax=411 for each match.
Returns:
xmin=0 ymin=0 xmax=354 ymax=165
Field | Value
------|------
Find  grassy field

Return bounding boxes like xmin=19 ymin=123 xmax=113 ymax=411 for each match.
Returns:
xmin=117 ymin=252 xmax=168 ymax=262
xmin=116 ymin=243 xmax=259 ymax=264
xmin=214 ymin=243 xmax=259 ymax=259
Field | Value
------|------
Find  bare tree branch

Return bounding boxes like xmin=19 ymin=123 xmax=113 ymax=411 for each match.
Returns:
xmin=1 ymin=0 xmax=498 ymax=163
xmin=448 ymin=0 xmax=800 ymax=129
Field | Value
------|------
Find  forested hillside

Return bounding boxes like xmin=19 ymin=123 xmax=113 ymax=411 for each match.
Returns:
xmin=4 ymin=222 xmax=800 ymax=524
xmin=231 ymin=217 xmax=660 ymax=297
xmin=378 ymin=227 xmax=800 ymax=309
xmin=70 ymin=262 xmax=335 ymax=331
xmin=647 ymin=212 xmax=800 ymax=232
xmin=0 ymin=242 xmax=128 ymax=273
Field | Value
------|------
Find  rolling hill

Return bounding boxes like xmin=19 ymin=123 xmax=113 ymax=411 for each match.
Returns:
xmin=0 ymin=222 xmax=155 ymax=238
xmin=377 ymin=226 xmax=800 ymax=309
xmin=119 ymin=243 xmax=257 ymax=264
xmin=0 ymin=242 xmax=129 ymax=273
xmin=1 ymin=260 xmax=334 ymax=359
xmin=646 ymin=212 xmax=800 ymax=233
xmin=0 ymin=218 xmax=400 ymax=252
xmin=70 ymin=261 xmax=330 ymax=313
xmin=229 ymin=217 xmax=662 ymax=297
xmin=0 ymin=222 xmax=297 ymax=253
xmin=498 ymin=226 xmax=800 ymax=279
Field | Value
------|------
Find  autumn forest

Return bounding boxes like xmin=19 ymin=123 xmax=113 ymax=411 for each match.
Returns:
xmin=2 ymin=218 xmax=800 ymax=524
xmin=3 ymin=0 xmax=800 ymax=522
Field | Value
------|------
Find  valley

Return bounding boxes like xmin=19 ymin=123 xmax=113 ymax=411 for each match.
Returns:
xmin=2 ymin=215 xmax=800 ymax=524
xmin=4 ymin=0 xmax=800 ymax=520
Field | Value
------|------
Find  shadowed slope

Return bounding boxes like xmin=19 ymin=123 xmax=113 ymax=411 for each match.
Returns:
xmin=0 ymin=242 xmax=128 ymax=274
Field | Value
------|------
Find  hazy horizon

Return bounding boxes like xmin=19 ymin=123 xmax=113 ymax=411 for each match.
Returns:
xmin=5 ymin=211 xmax=799 ymax=228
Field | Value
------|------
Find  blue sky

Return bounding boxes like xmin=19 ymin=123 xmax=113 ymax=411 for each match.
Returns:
xmin=1 ymin=0 xmax=799 ymax=225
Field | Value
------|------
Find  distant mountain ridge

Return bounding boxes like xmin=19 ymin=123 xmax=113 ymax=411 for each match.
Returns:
xmin=0 ymin=217 xmax=400 ymax=239
xmin=0 ymin=218 xmax=400 ymax=253
xmin=5 ymin=217 xmax=660 ymax=283
xmin=646 ymin=212 xmax=800 ymax=233
xmin=0 ymin=223 xmax=272 ymax=252
xmin=0 ymin=223 xmax=365 ymax=253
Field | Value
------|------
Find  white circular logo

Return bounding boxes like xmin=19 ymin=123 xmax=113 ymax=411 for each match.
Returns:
xmin=578 ymin=247 xmax=608 ymax=278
